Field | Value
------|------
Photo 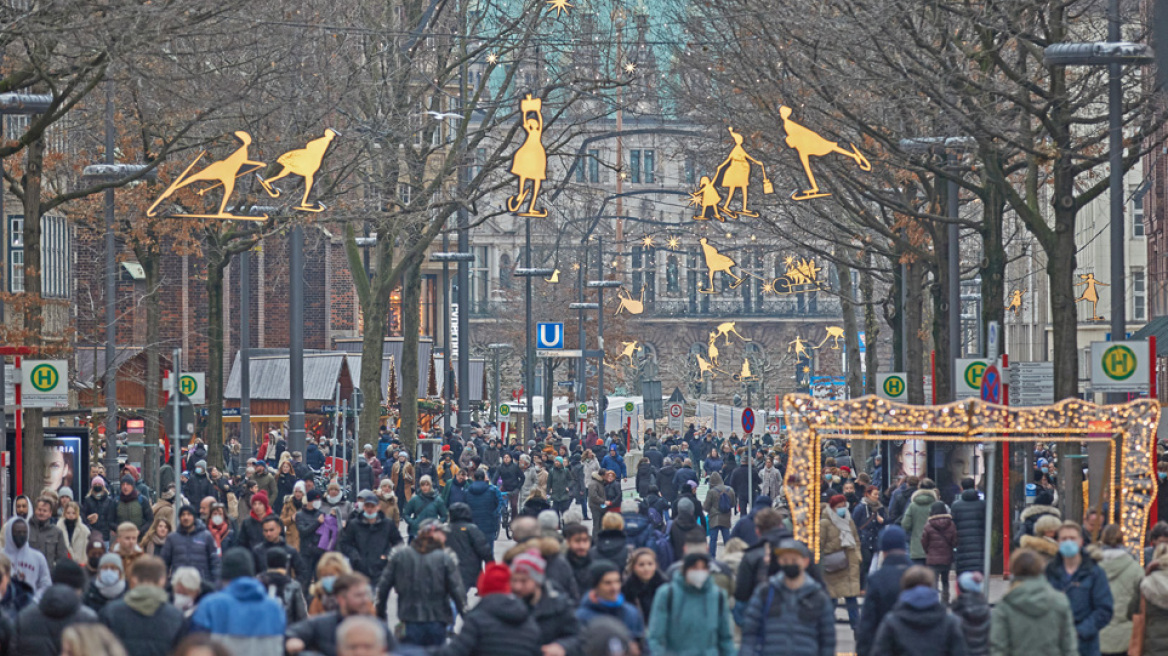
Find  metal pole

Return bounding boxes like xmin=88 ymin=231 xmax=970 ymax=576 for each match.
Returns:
xmin=577 ymin=264 xmax=586 ymax=431
xmin=240 ymin=249 xmax=252 ymax=461
xmin=172 ymin=348 xmax=182 ymax=504
xmin=493 ymin=350 xmax=501 ymax=424
xmin=332 ymin=383 xmax=341 ymax=453
xmin=103 ymin=82 xmax=119 ymax=477
xmin=948 ymin=173 xmax=961 ymax=371
xmin=982 ymin=443 xmax=996 ymax=593
xmin=525 ymin=220 xmax=534 ymax=443
xmin=441 ymin=230 xmax=451 ymax=433
xmin=597 ymin=237 xmax=606 ymax=437
xmin=353 ymin=390 xmax=360 ymax=492
xmin=1108 ymin=0 xmax=1126 ymax=363
xmin=341 ymin=399 xmax=348 ymax=484
xmin=456 ymin=39 xmax=472 ymax=441
xmin=289 ymin=225 xmax=306 ymax=455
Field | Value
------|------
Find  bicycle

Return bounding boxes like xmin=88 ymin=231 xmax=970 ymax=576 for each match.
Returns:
xmin=499 ymin=490 xmax=516 ymax=540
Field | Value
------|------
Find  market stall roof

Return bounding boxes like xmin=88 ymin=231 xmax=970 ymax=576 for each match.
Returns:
xmin=225 ymin=350 xmax=348 ymax=401
xmin=75 ymin=345 xmax=148 ymax=388
xmin=1131 ymin=316 xmax=1168 ymax=357
xmin=432 ymin=355 xmax=486 ymax=402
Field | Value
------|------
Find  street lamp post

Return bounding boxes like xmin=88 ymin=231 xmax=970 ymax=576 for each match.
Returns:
xmin=569 ymin=299 xmax=599 ymax=434
xmin=515 ymin=263 xmax=555 ymax=442
xmin=81 ymin=86 xmax=154 ymax=478
xmin=487 ymin=343 xmax=512 ymax=424
xmin=587 ymin=235 xmax=621 ymax=436
xmin=431 ymin=250 xmax=475 ymax=434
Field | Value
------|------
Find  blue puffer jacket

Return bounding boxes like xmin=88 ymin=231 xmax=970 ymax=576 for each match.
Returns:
xmin=576 ymin=593 xmax=644 ymax=638
xmin=190 ymin=577 xmax=286 ymax=656
xmin=464 ymin=481 xmax=502 ymax=538
xmin=740 ymin=573 xmax=835 ymax=656
xmin=160 ymin=521 xmax=221 ymax=583
xmin=601 ymin=452 xmax=627 ymax=478
xmin=1045 ymin=552 xmax=1114 ymax=656
xmin=305 ymin=443 xmax=325 ymax=470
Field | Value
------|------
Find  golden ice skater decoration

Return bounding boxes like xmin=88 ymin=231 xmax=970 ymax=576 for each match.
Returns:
xmin=1007 ymin=289 xmax=1025 ymax=317
xmin=1075 ymin=274 xmax=1108 ymax=321
xmin=258 ymin=129 xmax=339 ymax=212
xmin=148 ymin=129 xmax=338 ymax=221
xmin=699 ymin=238 xmax=744 ymax=292
xmin=507 ymin=94 xmax=548 ymax=218
xmin=815 ymin=327 xmax=846 ymax=350
xmin=780 ymin=106 xmax=870 ymax=200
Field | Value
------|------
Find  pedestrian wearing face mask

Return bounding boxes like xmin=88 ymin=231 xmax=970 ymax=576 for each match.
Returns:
xmin=186 ymin=460 xmax=215 ymax=506
xmin=206 ymin=503 xmax=236 ymax=555
xmin=322 ymin=482 xmax=352 ymax=526
xmin=1 ymin=518 xmax=52 ymax=601
xmin=83 ymin=553 xmax=126 ymax=613
xmin=162 ymin=506 xmax=221 ymax=584
xmin=82 ymin=477 xmax=115 ymax=540
xmin=295 ymin=490 xmax=327 ymax=588
xmin=338 ymin=491 xmax=403 ymax=581
xmin=740 ymin=539 xmax=835 ymax=656
xmin=646 ymin=552 xmax=735 ymax=656
xmin=1045 ymin=521 xmax=1113 ymax=656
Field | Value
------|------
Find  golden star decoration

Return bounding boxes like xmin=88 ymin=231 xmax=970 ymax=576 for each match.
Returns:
xmin=486 ymin=53 xmax=499 ymax=65
xmin=641 ymin=235 xmax=654 ymax=247
xmin=624 ymin=62 xmax=637 ymax=74
xmin=666 ymin=236 xmax=681 ymax=250
xmin=546 ymin=0 xmax=572 ymax=16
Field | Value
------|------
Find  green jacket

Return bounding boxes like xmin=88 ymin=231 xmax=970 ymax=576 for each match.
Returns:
xmin=990 ymin=577 xmax=1077 ymax=656
xmin=1098 ymin=548 xmax=1142 ymax=654
xmin=403 ymin=490 xmax=448 ymax=536
xmin=900 ymin=488 xmax=936 ymax=560
xmin=546 ymin=466 xmax=573 ymax=503
xmin=647 ymin=573 xmax=736 ymax=656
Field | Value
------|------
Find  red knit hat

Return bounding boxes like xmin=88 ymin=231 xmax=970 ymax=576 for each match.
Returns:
xmin=477 ymin=563 xmax=512 ymax=596
xmin=442 ymin=444 xmax=451 ymax=452
xmin=828 ymin=494 xmax=848 ymax=508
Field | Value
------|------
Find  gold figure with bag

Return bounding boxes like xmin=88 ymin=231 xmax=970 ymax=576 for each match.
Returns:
xmin=507 ymin=94 xmax=548 ymax=217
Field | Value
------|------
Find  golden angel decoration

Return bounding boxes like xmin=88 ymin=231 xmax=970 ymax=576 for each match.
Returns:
xmin=507 ymin=94 xmax=548 ymax=217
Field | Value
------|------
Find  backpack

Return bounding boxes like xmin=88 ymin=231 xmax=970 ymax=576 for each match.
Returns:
xmin=266 ymin=579 xmax=306 ymax=624
xmin=650 ymin=519 xmax=675 ymax=568
xmin=718 ymin=488 xmax=733 ymax=514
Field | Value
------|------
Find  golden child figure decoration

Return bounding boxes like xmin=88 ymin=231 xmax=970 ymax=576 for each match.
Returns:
xmin=1007 ymin=289 xmax=1025 ymax=316
xmin=705 ymin=127 xmax=772 ymax=219
xmin=1075 ymin=274 xmax=1108 ymax=321
xmin=780 ymin=106 xmax=871 ymax=201
xmin=789 ymin=335 xmax=812 ymax=359
xmin=258 ymin=129 xmax=339 ymax=212
xmin=147 ymin=131 xmax=269 ymax=220
xmin=507 ymin=94 xmax=548 ymax=217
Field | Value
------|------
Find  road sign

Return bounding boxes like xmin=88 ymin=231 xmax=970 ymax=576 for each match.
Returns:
xmin=980 ymin=364 xmax=1002 ymax=404
xmin=668 ymin=402 xmax=684 ymax=430
xmin=556 ymin=380 xmax=575 ymax=387
xmin=23 ymin=360 xmax=68 ymax=408
xmin=1091 ymin=340 xmax=1151 ymax=392
xmin=1007 ymin=362 xmax=1055 ymax=406
xmin=498 ymin=403 xmax=512 ymax=418
xmin=741 ymin=407 xmax=755 ymax=433
xmin=577 ymin=402 xmax=589 ymax=415
xmin=623 ymin=401 xmax=635 ymax=413
xmin=164 ymin=372 xmax=206 ymax=405
xmin=537 ymin=349 xmax=583 ymax=358
xmin=767 ymin=422 xmax=779 ymax=434
xmin=126 ymin=419 xmax=145 ymax=434
xmin=876 ymin=373 xmax=908 ymax=401
xmin=955 ymin=359 xmax=990 ymax=399
xmin=352 ymin=389 xmax=364 ymax=413
xmin=987 ymin=321 xmax=1000 ymax=361
xmin=536 ymin=322 xmax=564 ymax=349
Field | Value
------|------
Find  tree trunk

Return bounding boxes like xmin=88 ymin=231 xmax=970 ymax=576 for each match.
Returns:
xmin=135 ymin=246 xmax=162 ymax=491
xmin=21 ymin=137 xmax=45 ymax=500
xmin=862 ymin=254 xmax=879 ymax=395
xmin=837 ymin=254 xmax=862 ymax=399
xmin=353 ymin=237 xmax=395 ymax=449
xmin=204 ymin=246 xmax=227 ymax=470
xmin=888 ymin=252 xmax=904 ymax=373
xmin=931 ymin=197 xmax=954 ymax=403
xmin=980 ymin=161 xmax=1007 ymax=356
xmin=906 ymin=260 xmax=926 ymax=404
xmin=398 ymin=255 xmax=423 ymax=455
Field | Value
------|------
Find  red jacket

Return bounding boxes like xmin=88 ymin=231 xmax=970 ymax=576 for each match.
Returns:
xmin=921 ymin=514 xmax=958 ymax=566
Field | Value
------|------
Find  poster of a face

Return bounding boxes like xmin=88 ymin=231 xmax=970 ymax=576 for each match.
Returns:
xmin=897 ymin=439 xmax=928 ymax=478
xmin=43 ymin=437 xmax=81 ymax=494
xmin=937 ymin=444 xmax=978 ymax=504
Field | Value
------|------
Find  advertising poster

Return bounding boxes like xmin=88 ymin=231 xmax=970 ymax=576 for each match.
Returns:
xmin=44 ymin=436 xmax=82 ymax=495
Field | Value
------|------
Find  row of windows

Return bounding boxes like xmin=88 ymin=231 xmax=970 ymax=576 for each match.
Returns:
xmin=7 ymin=215 xmax=72 ymax=298
xmin=574 ymin=148 xmax=694 ymax=185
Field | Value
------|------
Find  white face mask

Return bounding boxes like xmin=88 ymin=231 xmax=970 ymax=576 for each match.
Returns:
xmin=685 ymin=569 xmax=710 ymax=588
xmin=173 ymin=593 xmax=194 ymax=611
xmin=327 ymin=492 xmax=342 ymax=504
xmin=313 ymin=500 xmax=323 ymax=510
xmin=211 ymin=515 xmax=224 ymax=526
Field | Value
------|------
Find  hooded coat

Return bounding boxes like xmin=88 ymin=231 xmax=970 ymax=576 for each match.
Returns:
xmin=739 ymin=572 xmax=835 ymax=656
xmin=465 ymin=480 xmax=503 ymax=539
xmin=950 ymin=589 xmax=991 ymax=656
xmin=435 ymin=593 xmax=543 ymax=656
xmin=376 ymin=537 xmax=466 ymax=623
xmin=189 ymin=576 xmax=287 ymax=656
xmin=1132 ymin=560 xmax=1168 ymax=655
xmin=446 ymin=505 xmax=493 ymax=590
xmin=670 ymin=506 xmax=707 ymax=560
xmin=10 ymin=584 xmax=98 ymax=656
xmin=950 ymin=489 xmax=986 ymax=573
xmin=702 ymin=472 xmax=736 ymax=529
xmin=1 ymin=518 xmax=51 ymax=601
xmin=548 ymin=465 xmax=573 ymax=503
xmin=1097 ymin=547 xmax=1142 ymax=655
xmin=900 ymin=488 xmax=938 ymax=560
xmin=338 ymin=510 xmax=403 ymax=581
xmin=871 ymin=586 xmax=968 ymax=656
xmin=647 ymin=571 xmax=735 ymax=656
xmin=921 ymin=511 xmax=958 ymax=566
xmin=99 ymin=584 xmax=186 ymax=656
xmin=1045 ymin=553 xmax=1114 ymax=656
xmin=591 ymin=529 xmax=631 ymax=569
xmin=819 ymin=506 xmax=861 ymax=599
xmin=1019 ymin=504 xmax=1061 ymax=540
xmin=990 ymin=577 xmax=1078 ymax=656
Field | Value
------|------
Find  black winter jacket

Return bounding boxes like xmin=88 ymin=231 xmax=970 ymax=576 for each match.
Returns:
xmin=856 ymin=552 xmax=914 ymax=656
xmin=185 ymin=473 xmax=216 ymax=506
xmin=950 ymin=590 xmax=991 ymax=656
xmin=497 ymin=461 xmax=524 ymax=492
xmin=81 ymin=492 xmax=115 ymax=539
xmin=288 ymin=610 xmax=396 ymax=656
xmin=252 ymin=538 xmax=306 ymax=582
xmin=375 ymin=539 xmax=466 ymax=622
xmin=338 ymin=512 xmax=403 ymax=580
xmin=591 ymin=529 xmax=631 ymax=569
xmin=871 ymin=591 xmax=969 ymax=656
xmin=657 ymin=465 xmax=678 ymax=502
xmin=447 ymin=516 xmax=494 ymax=590
xmin=161 ymin=520 xmax=221 ymax=583
xmin=434 ymin=593 xmax=543 ymax=656
xmin=98 ymin=588 xmax=185 ymax=656
xmin=294 ymin=508 xmax=325 ymax=556
xmin=529 ymin=581 xmax=582 ymax=651
xmin=733 ymin=526 xmax=794 ymax=603
xmin=950 ymin=490 xmax=986 ymax=574
xmin=11 ymin=584 xmax=98 ymax=656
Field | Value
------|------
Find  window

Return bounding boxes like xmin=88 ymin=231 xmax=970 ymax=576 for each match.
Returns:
xmin=469 ymin=148 xmax=486 ymax=180
xmin=666 ymin=254 xmax=680 ymax=293
xmin=9 ymin=249 xmax=22 ymax=294
xmin=6 ymin=215 xmax=70 ymax=298
xmin=630 ymin=150 xmax=641 ymax=183
xmin=588 ymin=149 xmax=600 ymax=183
xmin=1133 ymin=192 xmax=1145 ymax=237
xmin=643 ymin=149 xmax=655 ymax=183
xmin=576 ymin=157 xmax=585 ymax=182
xmin=10 ymin=218 xmax=22 ymax=248
xmin=1134 ymin=269 xmax=1146 ymax=321
xmin=398 ymin=183 xmax=411 ymax=206
xmin=470 ymin=245 xmax=489 ymax=314
xmin=684 ymin=158 xmax=696 ymax=186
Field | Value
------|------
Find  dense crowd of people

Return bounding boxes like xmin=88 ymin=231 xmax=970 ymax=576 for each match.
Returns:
xmin=0 ymin=424 xmax=1163 ymax=656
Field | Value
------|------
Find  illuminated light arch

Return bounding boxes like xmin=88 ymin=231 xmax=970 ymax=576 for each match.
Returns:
xmin=781 ymin=394 xmax=1160 ymax=563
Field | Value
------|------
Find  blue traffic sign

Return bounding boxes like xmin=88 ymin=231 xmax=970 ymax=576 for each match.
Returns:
xmin=980 ymin=364 xmax=1002 ymax=404
xmin=741 ymin=407 xmax=755 ymax=433
xmin=537 ymin=322 xmax=564 ymax=349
